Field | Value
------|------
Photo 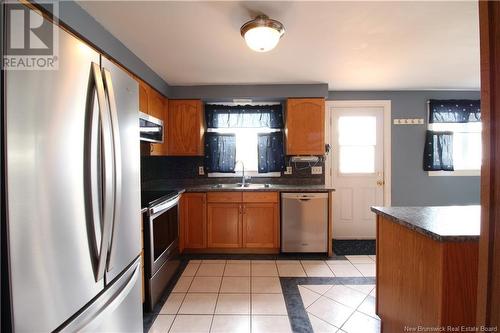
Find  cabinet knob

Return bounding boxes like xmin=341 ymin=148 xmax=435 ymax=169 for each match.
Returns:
xmin=376 ymin=180 xmax=385 ymax=186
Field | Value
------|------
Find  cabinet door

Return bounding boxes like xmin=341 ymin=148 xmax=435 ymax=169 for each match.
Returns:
xmin=242 ymin=203 xmax=279 ymax=248
xmin=181 ymin=193 xmax=207 ymax=249
xmin=148 ymin=87 xmax=164 ymax=120
xmin=138 ymin=82 xmax=149 ymax=114
xmin=138 ymin=82 xmax=168 ymax=156
xmin=207 ymin=203 xmax=242 ymax=248
xmin=149 ymin=89 xmax=168 ymax=156
xmin=286 ymin=98 xmax=325 ymax=155
xmin=168 ymin=100 xmax=204 ymax=156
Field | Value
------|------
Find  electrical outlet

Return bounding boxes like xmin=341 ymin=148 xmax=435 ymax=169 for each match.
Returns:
xmin=198 ymin=166 xmax=205 ymax=175
xmin=311 ymin=166 xmax=322 ymax=174
xmin=284 ymin=166 xmax=293 ymax=175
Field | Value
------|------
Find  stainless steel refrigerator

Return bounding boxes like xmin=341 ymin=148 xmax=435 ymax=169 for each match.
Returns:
xmin=4 ymin=9 xmax=143 ymax=332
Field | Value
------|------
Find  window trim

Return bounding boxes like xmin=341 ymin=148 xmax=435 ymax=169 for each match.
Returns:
xmin=428 ymin=170 xmax=480 ymax=177
xmin=425 ymin=102 xmax=481 ymax=175
xmin=208 ymin=171 xmax=281 ymax=178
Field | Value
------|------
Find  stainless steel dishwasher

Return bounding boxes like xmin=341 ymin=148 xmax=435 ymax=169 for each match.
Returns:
xmin=281 ymin=193 xmax=328 ymax=252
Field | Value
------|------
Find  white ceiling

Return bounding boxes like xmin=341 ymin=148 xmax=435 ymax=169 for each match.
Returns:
xmin=78 ymin=1 xmax=480 ymax=90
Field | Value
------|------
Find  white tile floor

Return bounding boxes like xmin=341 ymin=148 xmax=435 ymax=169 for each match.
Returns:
xmin=148 ymin=256 xmax=377 ymax=333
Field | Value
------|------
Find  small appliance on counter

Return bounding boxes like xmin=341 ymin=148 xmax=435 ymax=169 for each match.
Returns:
xmin=142 ymin=190 xmax=181 ymax=311
xmin=281 ymin=193 xmax=328 ymax=252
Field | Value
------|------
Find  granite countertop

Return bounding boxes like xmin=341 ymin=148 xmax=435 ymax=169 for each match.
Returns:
xmin=142 ymin=180 xmax=334 ymax=193
xmin=182 ymin=184 xmax=335 ymax=192
xmin=141 ymin=181 xmax=334 ymax=211
xmin=371 ymin=205 xmax=480 ymax=242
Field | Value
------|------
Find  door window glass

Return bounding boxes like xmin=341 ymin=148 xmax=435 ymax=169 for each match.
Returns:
xmin=338 ymin=116 xmax=376 ymax=173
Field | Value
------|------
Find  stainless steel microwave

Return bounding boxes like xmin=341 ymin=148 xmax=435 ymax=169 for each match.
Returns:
xmin=139 ymin=111 xmax=163 ymax=143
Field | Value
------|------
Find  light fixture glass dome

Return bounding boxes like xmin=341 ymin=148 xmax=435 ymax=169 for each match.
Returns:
xmin=240 ymin=15 xmax=285 ymax=52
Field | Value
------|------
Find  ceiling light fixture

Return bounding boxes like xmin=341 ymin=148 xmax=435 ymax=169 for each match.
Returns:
xmin=240 ymin=15 xmax=285 ymax=52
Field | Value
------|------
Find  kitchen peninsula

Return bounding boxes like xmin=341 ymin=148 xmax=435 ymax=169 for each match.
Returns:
xmin=371 ymin=206 xmax=480 ymax=332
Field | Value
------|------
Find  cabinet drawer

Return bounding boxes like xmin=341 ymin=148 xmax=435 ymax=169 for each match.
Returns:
xmin=207 ymin=192 xmax=243 ymax=203
xmin=243 ymin=192 xmax=278 ymax=203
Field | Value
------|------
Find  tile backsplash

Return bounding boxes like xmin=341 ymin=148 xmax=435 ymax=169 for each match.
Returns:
xmin=141 ymin=156 xmax=325 ymax=185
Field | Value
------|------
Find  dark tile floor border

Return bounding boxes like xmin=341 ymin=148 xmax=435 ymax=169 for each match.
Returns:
xmin=332 ymin=239 xmax=376 ymax=256
xmin=142 ymin=254 xmax=363 ymax=333
xmin=280 ymin=276 xmax=376 ymax=333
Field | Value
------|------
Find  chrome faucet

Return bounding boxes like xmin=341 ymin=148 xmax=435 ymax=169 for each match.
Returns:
xmin=235 ymin=160 xmax=246 ymax=187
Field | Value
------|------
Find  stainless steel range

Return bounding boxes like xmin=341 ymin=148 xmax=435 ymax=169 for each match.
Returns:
xmin=142 ymin=190 xmax=181 ymax=311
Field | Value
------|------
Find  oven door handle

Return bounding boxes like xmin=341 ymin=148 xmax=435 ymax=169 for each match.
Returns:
xmin=149 ymin=194 xmax=180 ymax=216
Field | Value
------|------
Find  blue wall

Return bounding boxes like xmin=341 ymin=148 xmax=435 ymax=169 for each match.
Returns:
xmin=169 ymin=84 xmax=328 ymax=101
xmin=328 ymin=91 xmax=481 ymax=206
xmin=30 ymin=1 xmax=481 ymax=207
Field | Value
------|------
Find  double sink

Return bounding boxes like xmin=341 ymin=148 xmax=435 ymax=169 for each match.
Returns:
xmin=210 ymin=183 xmax=272 ymax=189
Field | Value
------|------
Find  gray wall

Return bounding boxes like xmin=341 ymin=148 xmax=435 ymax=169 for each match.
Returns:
xmin=34 ymin=0 xmax=170 ymax=96
xmin=170 ymin=84 xmax=329 ymax=101
xmin=16 ymin=2 xmax=481 ymax=206
xmin=328 ymin=91 xmax=481 ymax=206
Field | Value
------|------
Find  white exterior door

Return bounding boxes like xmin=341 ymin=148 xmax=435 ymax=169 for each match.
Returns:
xmin=328 ymin=102 xmax=390 ymax=239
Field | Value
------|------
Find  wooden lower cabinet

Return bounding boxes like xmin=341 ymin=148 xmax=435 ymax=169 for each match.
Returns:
xmin=180 ymin=191 xmax=280 ymax=251
xmin=207 ymin=203 xmax=242 ymax=248
xmin=242 ymin=203 xmax=278 ymax=248
xmin=375 ymin=214 xmax=478 ymax=330
xmin=180 ymin=193 xmax=207 ymax=250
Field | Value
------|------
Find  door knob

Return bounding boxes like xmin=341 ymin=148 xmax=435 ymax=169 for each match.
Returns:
xmin=376 ymin=180 xmax=385 ymax=186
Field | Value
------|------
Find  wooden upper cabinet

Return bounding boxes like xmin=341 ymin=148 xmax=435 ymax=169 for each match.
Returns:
xmin=150 ymin=89 xmax=168 ymax=156
xmin=148 ymin=87 xmax=165 ymax=120
xmin=180 ymin=193 xmax=207 ymax=250
xmin=138 ymin=82 xmax=149 ymax=114
xmin=286 ymin=98 xmax=325 ymax=155
xmin=167 ymin=100 xmax=204 ymax=156
xmin=138 ymin=81 xmax=168 ymax=156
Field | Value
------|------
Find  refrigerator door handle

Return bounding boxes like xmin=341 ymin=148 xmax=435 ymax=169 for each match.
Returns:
xmin=102 ymin=68 xmax=122 ymax=272
xmin=87 ymin=62 xmax=115 ymax=282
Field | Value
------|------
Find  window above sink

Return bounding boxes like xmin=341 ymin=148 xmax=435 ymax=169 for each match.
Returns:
xmin=205 ymin=103 xmax=285 ymax=178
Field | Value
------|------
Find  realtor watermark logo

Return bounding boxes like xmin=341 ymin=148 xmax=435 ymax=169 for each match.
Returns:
xmin=3 ymin=1 xmax=59 ymax=70
xmin=404 ymin=326 xmax=498 ymax=332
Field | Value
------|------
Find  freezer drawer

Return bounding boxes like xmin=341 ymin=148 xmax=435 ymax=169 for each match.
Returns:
xmin=281 ymin=193 xmax=328 ymax=252
xmin=59 ymin=257 xmax=143 ymax=333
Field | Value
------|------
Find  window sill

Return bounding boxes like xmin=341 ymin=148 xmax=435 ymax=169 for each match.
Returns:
xmin=208 ymin=171 xmax=281 ymax=178
xmin=428 ymin=170 xmax=480 ymax=176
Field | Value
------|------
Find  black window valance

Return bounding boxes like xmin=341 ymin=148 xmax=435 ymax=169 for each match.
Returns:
xmin=204 ymin=133 xmax=236 ymax=173
xmin=205 ymin=104 xmax=284 ymax=129
xmin=258 ymin=132 xmax=285 ymax=173
xmin=428 ymin=99 xmax=481 ymax=123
